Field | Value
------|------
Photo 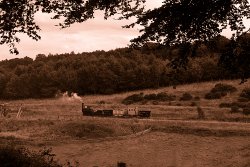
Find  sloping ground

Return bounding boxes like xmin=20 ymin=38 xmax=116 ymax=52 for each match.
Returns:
xmin=0 ymin=80 xmax=249 ymax=166
xmin=0 ymin=117 xmax=250 ymax=167
xmin=51 ymin=132 xmax=250 ymax=167
xmin=1 ymin=117 xmax=250 ymax=140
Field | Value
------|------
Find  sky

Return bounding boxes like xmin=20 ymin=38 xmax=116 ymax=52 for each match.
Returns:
xmin=0 ymin=1 xmax=249 ymax=60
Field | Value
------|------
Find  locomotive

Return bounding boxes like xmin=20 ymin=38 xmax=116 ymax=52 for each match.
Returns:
xmin=82 ymin=103 xmax=151 ymax=118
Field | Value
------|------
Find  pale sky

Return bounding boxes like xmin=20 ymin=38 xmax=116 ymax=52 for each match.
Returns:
xmin=0 ymin=1 xmax=249 ymax=60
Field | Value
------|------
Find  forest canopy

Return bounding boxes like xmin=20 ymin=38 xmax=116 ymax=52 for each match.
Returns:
xmin=0 ymin=0 xmax=249 ymax=82
xmin=0 ymin=36 xmax=249 ymax=99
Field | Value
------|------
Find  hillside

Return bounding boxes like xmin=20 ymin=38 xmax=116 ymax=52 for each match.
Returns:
xmin=0 ymin=80 xmax=250 ymax=167
xmin=1 ymin=36 xmax=249 ymax=99
xmin=1 ymin=79 xmax=249 ymax=122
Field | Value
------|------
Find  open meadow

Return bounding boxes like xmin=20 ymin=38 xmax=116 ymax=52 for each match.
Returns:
xmin=0 ymin=80 xmax=250 ymax=167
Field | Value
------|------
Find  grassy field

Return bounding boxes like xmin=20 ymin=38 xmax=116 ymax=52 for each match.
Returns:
xmin=0 ymin=80 xmax=250 ymax=167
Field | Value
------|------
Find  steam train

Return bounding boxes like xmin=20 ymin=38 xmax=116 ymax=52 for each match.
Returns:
xmin=82 ymin=103 xmax=151 ymax=118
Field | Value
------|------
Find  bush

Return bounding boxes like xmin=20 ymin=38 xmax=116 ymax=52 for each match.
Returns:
xmin=205 ymin=92 xmax=226 ymax=99
xmin=230 ymin=106 xmax=240 ymax=113
xmin=190 ymin=102 xmax=197 ymax=106
xmin=122 ymin=92 xmax=176 ymax=104
xmin=205 ymin=83 xmax=237 ymax=100
xmin=219 ymin=102 xmax=232 ymax=108
xmin=176 ymin=103 xmax=182 ymax=106
xmin=194 ymin=96 xmax=200 ymax=101
xmin=143 ymin=92 xmax=177 ymax=101
xmin=242 ymin=108 xmax=250 ymax=115
xmin=240 ymin=88 xmax=250 ymax=101
xmin=219 ymin=102 xmax=250 ymax=108
xmin=156 ymin=92 xmax=176 ymax=101
xmin=211 ymin=83 xmax=237 ymax=93
xmin=122 ymin=93 xmax=144 ymax=105
xmin=180 ymin=93 xmax=193 ymax=101
xmin=238 ymin=97 xmax=249 ymax=102
xmin=144 ymin=93 xmax=157 ymax=100
xmin=0 ymin=146 xmax=63 ymax=167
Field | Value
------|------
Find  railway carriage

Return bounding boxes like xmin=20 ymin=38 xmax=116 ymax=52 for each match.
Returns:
xmin=82 ymin=103 xmax=151 ymax=118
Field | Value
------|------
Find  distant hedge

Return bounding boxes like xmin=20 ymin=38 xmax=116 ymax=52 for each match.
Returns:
xmin=122 ymin=92 xmax=176 ymax=105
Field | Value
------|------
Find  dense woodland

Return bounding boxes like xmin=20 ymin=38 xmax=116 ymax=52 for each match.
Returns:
xmin=0 ymin=35 xmax=249 ymax=99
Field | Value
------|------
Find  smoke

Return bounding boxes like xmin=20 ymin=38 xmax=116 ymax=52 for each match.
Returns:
xmin=56 ymin=91 xmax=83 ymax=102
xmin=71 ymin=92 xmax=82 ymax=101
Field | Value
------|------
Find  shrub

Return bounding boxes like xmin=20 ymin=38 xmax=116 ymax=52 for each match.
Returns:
xmin=240 ymin=88 xmax=250 ymax=101
xmin=156 ymin=92 xmax=176 ymax=101
xmin=122 ymin=93 xmax=144 ymax=105
xmin=230 ymin=106 xmax=240 ymax=113
xmin=194 ymin=96 xmax=200 ymax=101
xmin=190 ymin=102 xmax=197 ymax=106
xmin=144 ymin=93 xmax=157 ymax=100
xmin=144 ymin=92 xmax=176 ymax=101
xmin=122 ymin=92 xmax=176 ymax=104
xmin=176 ymin=103 xmax=182 ymax=106
xmin=219 ymin=102 xmax=250 ymax=108
xmin=180 ymin=93 xmax=193 ymax=101
xmin=211 ymin=83 xmax=237 ymax=93
xmin=205 ymin=83 xmax=237 ymax=100
xmin=219 ymin=102 xmax=232 ymax=108
xmin=238 ymin=97 xmax=249 ymax=102
xmin=205 ymin=92 xmax=226 ymax=99
xmin=0 ymin=146 xmax=63 ymax=167
xmin=242 ymin=108 xmax=250 ymax=115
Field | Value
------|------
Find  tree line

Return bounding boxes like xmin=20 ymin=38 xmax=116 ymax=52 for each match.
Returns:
xmin=0 ymin=35 xmax=249 ymax=99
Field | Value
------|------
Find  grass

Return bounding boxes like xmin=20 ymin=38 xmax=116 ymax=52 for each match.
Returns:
xmin=0 ymin=79 xmax=249 ymax=141
xmin=0 ymin=80 xmax=249 ymax=123
xmin=54 ymin=118 xmax=151 ymax=139
xmin=0 ymin=79 xmax=249 ymax=167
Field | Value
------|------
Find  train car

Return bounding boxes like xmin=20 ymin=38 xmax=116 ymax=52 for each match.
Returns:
xmin=113 ymin=110 xmax=124 ymax=117
xmin=82 ymin=105 xmax=95 ymax=116
xmin=82 ymin=103 xmax=151 ymax=118
xmin=138 ymin=111 xmax=151 ymax=118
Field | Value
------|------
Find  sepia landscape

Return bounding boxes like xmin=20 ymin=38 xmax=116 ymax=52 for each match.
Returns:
xmin=0 ymin=54 xmax=249 ymax=166
xmin=0 ymin=0 xmax=250 ymax=167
